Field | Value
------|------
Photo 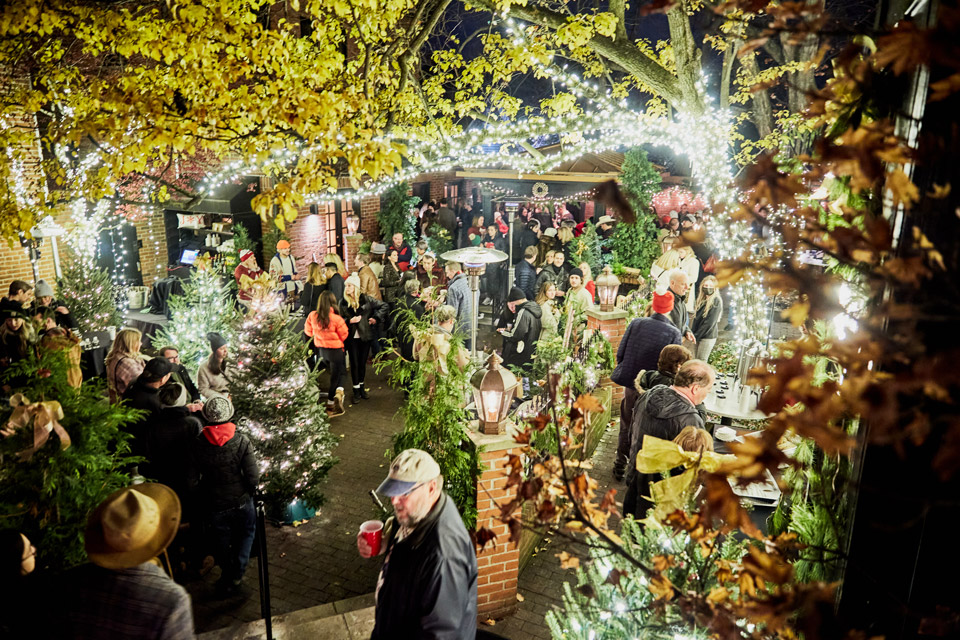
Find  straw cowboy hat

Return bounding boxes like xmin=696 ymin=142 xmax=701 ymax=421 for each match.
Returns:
xmin=85 ymin=484 xmax=181 ymax=569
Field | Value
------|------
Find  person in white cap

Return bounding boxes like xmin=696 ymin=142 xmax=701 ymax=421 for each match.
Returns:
xmin=358 ymin=449 xmax=477 ymax=640
xmin=63 ymin=483 xmax=194 ymax=639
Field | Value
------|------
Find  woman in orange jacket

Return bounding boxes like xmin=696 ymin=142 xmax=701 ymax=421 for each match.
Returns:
xmin=305 ymin=291 xmax=348 ymax=416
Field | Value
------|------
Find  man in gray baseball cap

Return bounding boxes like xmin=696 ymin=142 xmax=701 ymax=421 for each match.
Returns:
xmin=359 ymin=449 xmax=478 ymax=639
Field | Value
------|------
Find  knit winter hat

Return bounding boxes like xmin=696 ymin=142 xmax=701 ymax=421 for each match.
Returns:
xmin=203 ymin=396 xmax=234 ymax=424
xmin=207 ymin=332 xmax=227 ymax=352
xmin=652 ymin=290 xmax=675 ymax=315
xmin=35 ymin=279 xmax=55 ymax=298
xmin=345 ymin=273 xmax=361 ymax=291
xmin=508 ymin=286 xmax=526 ymax=302
xmin=276 ymin=240 xmax=290 ymax=250
xmin=568 ymin=267 xmax=584 ymax=279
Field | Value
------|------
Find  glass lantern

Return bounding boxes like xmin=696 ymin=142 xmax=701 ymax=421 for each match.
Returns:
xmin=595 ymin=265 xmax=621 ymax=311
xmin=346 ymin=214 xmax=360 ymax=236
xmin=470 ymin=352 xmax=519 ymax=435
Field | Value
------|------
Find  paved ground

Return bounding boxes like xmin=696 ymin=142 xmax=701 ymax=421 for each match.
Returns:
xmin=189 ymin=351 xmax=624 ymax=639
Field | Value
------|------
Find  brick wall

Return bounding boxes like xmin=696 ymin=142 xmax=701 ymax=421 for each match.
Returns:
xmin=360 ymin=195 xmax=379 ymax=243
xmin=587 ymin=309 xmax=629 ymax=414
xmin=475 ymin=446 xmax=520 ymax=620
xmin=134 ymin=212 xmax=168 ymax=286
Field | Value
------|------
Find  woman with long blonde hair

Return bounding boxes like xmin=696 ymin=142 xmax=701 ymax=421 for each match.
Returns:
xmin=105 ymin=328 xmax=144 ymax=403
xmin=691 ymin=275 xmax=722 ymax=361
xmin=301 ymin=262 xmax=326 ymax=313
xmin=338 ymin=274 xmax=387 ymax=403
xmin=650 ymin=248 xmax=682 ymax=286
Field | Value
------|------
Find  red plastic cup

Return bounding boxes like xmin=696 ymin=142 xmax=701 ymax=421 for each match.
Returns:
xmin=360 ymin=520 xmax=383 ymax=556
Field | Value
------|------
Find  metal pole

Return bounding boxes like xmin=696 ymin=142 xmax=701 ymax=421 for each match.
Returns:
xmin=469 ymin=274 xmax=480 ymax=359
xmin=507 ymin=210 xmax=515 ymax=291
xmin=255 ymin=496 xmax=273 ymax=640
xmin=51 ymin=236 xmax=63 ymax=279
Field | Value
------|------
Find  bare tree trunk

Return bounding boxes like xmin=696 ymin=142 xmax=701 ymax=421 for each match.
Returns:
xmin=666 ymin=1 xmax=704 ymax=112
xmin=720 ymin=39 xmax=742 ymax=110
xmin=739 ymin=53 xmax=774 ymax=137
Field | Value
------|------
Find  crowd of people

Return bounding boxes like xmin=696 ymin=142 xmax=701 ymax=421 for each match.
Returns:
xmin=0 ymin=194 xmax=728 ymax=639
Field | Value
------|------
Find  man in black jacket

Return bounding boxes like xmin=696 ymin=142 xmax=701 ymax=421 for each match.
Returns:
xmin=122 ymin=357 xmax=175 ymax=459
xmin=666 ymin=269 xmax=695 ymax=343
xmin=436 ymin=198 xmax=457 ymax=241
xmin=514 ymin=245 xmax=539 ymax=301
xmin=611 ymin=290 xmax=682 ymax=481
xmin=622 ymin=360 xmax=714 ymax=518
xmin=499 ymin=287 xmax=542 ymax=377
xmin=193 ymin=397 xmax=259 ymax=595
xmin=358 ymin=449 xmax=477 ymax=640
xmin=158 ymin=345 xmax=201 ymax=403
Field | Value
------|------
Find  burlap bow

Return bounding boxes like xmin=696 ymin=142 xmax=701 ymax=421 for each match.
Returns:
xmin=239 ymin=272 xmax=278 ymax=302
xmin=2 ymin=394 xmax=70 ymax=461
xmin=635 ymin=435 xmax=735 ymax=523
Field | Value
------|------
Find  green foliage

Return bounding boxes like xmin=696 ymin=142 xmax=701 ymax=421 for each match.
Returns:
xmin=229 ymin=305 xmax=338 ymax=518
xmin=611 ymin=148 xmax=662 ymax=274
xmin=56 ymin=259 xmax=121 ymax=333
xmin=262 ymin=226 xmax=289 ymax=261
xmin=0 ymin=350 xmax=140 ymax=572
xmin=545 ymin=517 xmax=748 ymax=639
xmin=708 ymin=340 xmax=739 ymax=375
xmin=425 ymin=222 xmax=453 ymax=257
xmin=152 ymin=265 xmax=239 ymax=369
xmin=378 ymin=182 xmax=418 ymax=242
xmin=570 ymin=222 xmax=603 ymax=274
xmin=377 ymin=307 xmax=482 ymax=530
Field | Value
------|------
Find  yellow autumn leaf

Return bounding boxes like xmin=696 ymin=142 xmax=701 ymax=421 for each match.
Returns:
xmin=886 ymin=169 xmax=920 ymax=208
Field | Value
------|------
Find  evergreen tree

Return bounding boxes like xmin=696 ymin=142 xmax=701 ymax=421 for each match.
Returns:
xmin=228 ymin=303 xmax=338 ymax=520
xmin=571 ymin=222 xmax=603 ymax=274
xmin=545 ymin=518 xmax=746 ymax=640
xmin=611 ymin=148 xmax=662 ymax=275
xmin=152 ymin=260 xmax=238 ymax=368
xmin=0 ymin=349 xmax=140 ymax=571
xmin=56 ymin=259 xmax=121 ymax=333
xmin=378 ymin=182 xmax=418 ymax=241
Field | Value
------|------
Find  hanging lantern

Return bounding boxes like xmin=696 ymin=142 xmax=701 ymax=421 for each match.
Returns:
xmin=346 ymin=213 xmax=360 ymax=235
xmin=595 ymin=265 xmax=621 ymax=312
xmin=470 ymin=352 xmax=519 ymax=435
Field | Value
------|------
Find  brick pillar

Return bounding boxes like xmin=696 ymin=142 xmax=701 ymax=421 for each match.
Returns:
xmin=586 ymin=307 xmax=629 ymax=414
xmin=468 ymin=428 xmax=520 ymax=621
xmin=344 ymin=234 xmax=363 ymax=274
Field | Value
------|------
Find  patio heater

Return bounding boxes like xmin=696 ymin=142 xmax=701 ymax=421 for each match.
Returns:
xmin=440 ymin=246 xmax=508 ymax=359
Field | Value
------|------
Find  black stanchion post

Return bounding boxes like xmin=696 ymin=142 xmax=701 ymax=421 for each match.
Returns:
xmin=255 ymin=495 xmax=273 ymax=640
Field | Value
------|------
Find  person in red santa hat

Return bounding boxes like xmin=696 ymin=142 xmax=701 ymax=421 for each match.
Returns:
xmin=234 ymin=249 xmax=264 ymax=307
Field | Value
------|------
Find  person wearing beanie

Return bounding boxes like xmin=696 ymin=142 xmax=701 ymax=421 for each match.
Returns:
xmin=234 ymin=248 xmax=264 ymax=306
xmin=121 ymin=356 xmax=179 ymax=461
xmin=269 ymin=239 xmax=301 ymax=298
xmin=198 ymin=332 xmax=231 ymax=400
xmin=192 ymin=396 xmax=259 ymax=596
xmin=33 ymin=279 xmax=76 ymax=329
xmin=339 ymin=271 xmax=387 ymax=403
xmin=144 ymin=382 xmax=203 ymax=505
xmin=564 ymin=267 xmax=594 ymax=315
xmin=609 ymin=286 xmax=682 ymax=482
xmin=498 ymin=287 xmax=542 ymax=389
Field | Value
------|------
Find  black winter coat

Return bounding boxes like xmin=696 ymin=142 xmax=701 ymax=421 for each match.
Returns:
xmin=141 ymin=407 xmax=203 ymax=496
xmin=324 ymin=273 xmax=345 ymax=303
xmin=667 ymin=286 xmax=690 ymax=333
xmin=625 ymin=385 xmax=704 ymax=489
xmin=513 ymin=260 xmax=538 ymax=301
xmin=691 ymin=299 xmax=723 ymax=340
xmin=340 ymin=293 xmax=388 ymax=342
xmin=371 ymin=494 xmax=478 ymax=640
xmin=535 ymin=264 xmax=567 ymax=295
xmin=611 ymin=314 xmax=681 ymax=388
xmin=380 ymin=262 xmax=403 ymax=304
xmin=393 ymin=293 xmax=426 ymax=361
xmin=193 ymin=425 xmax=259 ymax=512
xmin=301 ymin=282 xmax=323 ymax=314
xmin=122 ymin=381 xmax=163 ymax=458
xmin=501 ymin=300 xmax=542 ymax=371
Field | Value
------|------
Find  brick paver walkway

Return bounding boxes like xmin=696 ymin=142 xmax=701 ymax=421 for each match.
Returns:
xmin=190 ymin=362 xmax=624 ymax=640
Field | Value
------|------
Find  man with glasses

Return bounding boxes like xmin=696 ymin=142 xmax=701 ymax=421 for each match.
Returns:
xmin=622 ymin=359 xmax=715 ymax=518
xmin=358 ymin=449 xmax=478 ymax=639
xmin=158 ymin=345 xmax=201 ymax=404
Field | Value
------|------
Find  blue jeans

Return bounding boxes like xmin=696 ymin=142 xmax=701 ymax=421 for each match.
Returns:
xmin=208 ymin=497 xmax=256 ymax=584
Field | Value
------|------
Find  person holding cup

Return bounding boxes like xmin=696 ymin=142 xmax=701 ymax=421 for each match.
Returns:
xmin=357 ymin=449 xmax=477 ymax=640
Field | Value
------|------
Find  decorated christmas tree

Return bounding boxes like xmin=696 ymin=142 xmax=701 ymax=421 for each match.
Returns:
xmin=0 ymin=348 xmax=140 ymax=571
xmin=56 ymin=258 xmax=122 ymax=333
xmin=152 ymin=256 xmax=238 ymax=368
xmin=228 ymin=300 xmax=338 ymax=521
